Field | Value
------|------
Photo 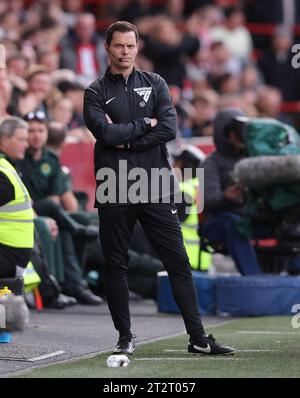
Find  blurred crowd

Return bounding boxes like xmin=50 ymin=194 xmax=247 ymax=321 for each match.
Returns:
xmin=0 ymin=0 xmax=300 ymax=143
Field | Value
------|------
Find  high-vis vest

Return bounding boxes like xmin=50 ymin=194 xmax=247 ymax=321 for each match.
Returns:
xmin=180 ymin=178 xmax=211 ymax=271
xmin=0 ymin=157 xmax=34 ymax=248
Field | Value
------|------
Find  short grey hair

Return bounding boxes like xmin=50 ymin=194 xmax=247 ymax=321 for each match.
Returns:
xmin=0 ymin=116 xmax=28 ymax=139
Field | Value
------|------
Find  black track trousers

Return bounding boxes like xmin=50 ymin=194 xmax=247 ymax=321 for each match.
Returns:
xmin=98 ymin=202 xmax=205 ymax=338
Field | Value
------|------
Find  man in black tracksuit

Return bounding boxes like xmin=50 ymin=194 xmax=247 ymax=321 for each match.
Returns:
xmin=84 ymin=21 xmax=234 ymax=356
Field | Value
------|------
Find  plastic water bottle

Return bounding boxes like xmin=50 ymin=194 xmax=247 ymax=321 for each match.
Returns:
xmin=0 ymin=286 xmax=12 ymax=343
xmin=106 ymin=354 xmax=130 ymax=368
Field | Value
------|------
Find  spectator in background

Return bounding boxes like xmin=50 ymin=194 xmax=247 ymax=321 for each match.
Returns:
xmin=240 ymin=64 xmax=261 ymax=91
xmin=163 ymin=0 xmax=185 ymax=23
xmin=0 ymin=69 xmax=12 ymax=118
xmin=23 ymin=2 xmax=42 ymax=30
xmin=8 ymin=0 xmax=25 ymax=15
xmin=0 ymin=0 xmax=8 ymax=18
xmin=20 ymin=28 xmax=39 ymax=65
xmin=255 ymin=85 xmax=287 ymax=121
xmin=46 ymin=121 xmax=80 ymax=212
xmin=49 ymin=96 xmax=74 ymax=130
xmin=56 ymin=81 xmax=94 ymax=142
xmin=218 ymin=93 xmax=245 ymax=110
xmin=141 ymin=16 xmax=200 ymax=88
xmin=6 ymin=55 xmax=29 ymax=114
xmin=47 ymin=121 xmax=67 ymax=157
xmin=38 ymin=17 xmax=66 ymax=52
xmin=185 ymin=5 xmax=222 ymax=92
xmin=15 ymin=65 xmax=52 ymax=117
xmin=61 ymin=0 xmax=83 ymax=29
xmin=186 ymin=5 xmax=222 ymax=53
xmin=7 ymin=53 xmax=29 ymax=80
xmin=120 ymin=0 xmax=158 ymax=23
xmin=238 ymin=65 xmax=261 ymax=117
xmin=258 ymin=26 xmax=299 ymax=101
xmin=209 ymin=40 xmax=243 ymax=79
xmin=169 ymin=85 xmax=195 ymax=138
xmin=218 ymin=92 xmax=258 ymax=117
xmin=57 ymin=82 xmax=84 ymax=124
xmin=50 ymin=68 xmax=77 ymax=88
xmin=0 ymin=10 xmax=22 ymax=42
xmin=210 ymin=6 xmax=253 ymax=60
xmin=37 ymin=50 xmax=60 ymax=74
xmin=213 ymin=72 xmax=240 ymax=95
xmin=185 ymin=66 xmax=209 ymax=100
xmin=134 ymin=51 xmax=154 ymax=73
xmin=59 ymin=13 xmax=107 ymax=86
xmin=191 ymin=90 xmax=219 ymax=137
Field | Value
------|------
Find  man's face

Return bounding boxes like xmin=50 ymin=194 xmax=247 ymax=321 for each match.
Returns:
xmin=75 ymin=15 xmax=95 ymax=43
xmin=28 ymin=73 xmax=50 ymax=97
xmin=8 ymin=58 xmax=28 ymax=77
xmin=228 ymin=131 xmax=245 ymax=151
xmin=106 ymin=31 xmax=138 ymax=71
xmin=27 ymin=121 xmax=48 ymax=151
xmin=1 ymin=127 xmax=28 ymax=160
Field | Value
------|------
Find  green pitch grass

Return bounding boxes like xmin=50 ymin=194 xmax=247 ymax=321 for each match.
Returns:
xmin=17 ymin=316 xmax=300 ymax=378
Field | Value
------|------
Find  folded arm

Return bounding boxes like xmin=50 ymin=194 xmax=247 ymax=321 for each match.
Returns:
xmin=84 ymin=86 xmax=148 ymax=146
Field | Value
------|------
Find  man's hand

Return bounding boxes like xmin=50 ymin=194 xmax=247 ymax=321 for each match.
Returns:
xmin=105 ymin=114 xmax=113 ymax=124
xmin=150 ymin=118 xmax=158 ymax=128
xmin=224 ymin=184 xmax=245 ymax=202
xmin=44 ymin=217 xmax=59 ymax=239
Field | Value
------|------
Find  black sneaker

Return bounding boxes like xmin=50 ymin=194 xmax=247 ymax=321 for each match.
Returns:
xmin=113 ymin=334 xmax=136 ymax=355
xmin=188 ymin=334 xmax=235 ymax=355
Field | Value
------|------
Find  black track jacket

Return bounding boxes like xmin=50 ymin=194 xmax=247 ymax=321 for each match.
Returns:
xmin=84 ymin=67 xmax=178 ymax=207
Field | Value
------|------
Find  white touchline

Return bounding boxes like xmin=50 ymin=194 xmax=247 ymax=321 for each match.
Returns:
xmin=0 ymin=350 xmax=66 ymax=363
xmin=29 ymin=351 xmax=66 ymax=362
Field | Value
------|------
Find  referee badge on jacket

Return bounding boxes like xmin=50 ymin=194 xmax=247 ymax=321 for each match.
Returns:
xmin=134 ymin=87 xmax=152 ymax=103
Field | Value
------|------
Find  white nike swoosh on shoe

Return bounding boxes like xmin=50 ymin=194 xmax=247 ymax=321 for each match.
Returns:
xmin=193 ymin=344 xmax=211 ymax=353
xmin=171 ymin=209 xmax=177 ymax=214
xmin=105 ymin=97 xmax=116 ymax=105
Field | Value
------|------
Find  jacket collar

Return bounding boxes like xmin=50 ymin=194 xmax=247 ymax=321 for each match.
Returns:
xmin=105 ymin=67 xmax=137 ymax=83
xmin=0 ymin=152 xmax=16 ymax=168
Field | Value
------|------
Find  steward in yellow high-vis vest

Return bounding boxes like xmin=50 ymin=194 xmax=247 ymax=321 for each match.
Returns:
xmin=179 ymin=177 xmax=211 ymax=271
xmin=0 ymin=157 xmax=34 ymax=249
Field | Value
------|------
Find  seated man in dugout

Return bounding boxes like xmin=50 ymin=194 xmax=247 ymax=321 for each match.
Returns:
xmin=0 ymin=116 xmax=34 ymax=294
xmin=17 ymin=111 xmax=103 ymax=305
